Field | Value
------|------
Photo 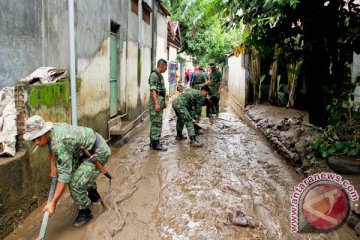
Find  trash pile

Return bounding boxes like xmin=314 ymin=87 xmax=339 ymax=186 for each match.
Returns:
xmin=0 ymin=87 xmax=17 ymax=156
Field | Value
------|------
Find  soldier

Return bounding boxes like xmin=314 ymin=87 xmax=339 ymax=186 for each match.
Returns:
xmin=191 ymin=67 xmax=206 ymax=90
xmin=23 ymin=115 xmax=111 ymax=227
xmin=149 ymin=59 xmax=168 ymax=151
xmin=172 ymin=86 xmax=212 ymax=147
xmin=204 ymin=63 xmax=223 ymax=116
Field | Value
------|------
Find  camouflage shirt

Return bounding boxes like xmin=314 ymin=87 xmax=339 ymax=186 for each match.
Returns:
xmin=209 ymin=70 xmax=222 ymax=95
xmin=174 ymin=89 xmax=206 ymax=119
xmin=192 ymin=72 xmax=206 ymax=86
xmin=48 ymin=123 xmax=96 ymax=183
xmin=149 ymin=70 xmax=166 ymax=95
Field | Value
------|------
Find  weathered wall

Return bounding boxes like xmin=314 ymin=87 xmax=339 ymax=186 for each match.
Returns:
xmin=126 ymin=0 xmax=154 ymax=120
xmin=228 ymin=54 xmax=249 ymax=108
xmin=0 ymin=80 xmax=72 ymax=239
xmin=156 ymin=14 xmax=169 ymax=91
xmin=0 ymin=1 xmax=44 ymax=89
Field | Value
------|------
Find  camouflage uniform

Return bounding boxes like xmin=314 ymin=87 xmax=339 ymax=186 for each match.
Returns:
xmin=208 ymin=69 xmax=222 ymax=116
xmin=49 ymin=123 xmax=111 ymax=209
xmin=191 ymin=72 xmax=206 ymax=90
xmin=149 ymin=71 xmax=166 ymax=141
xmin=172 ymin=89 xmax=206 ymax=137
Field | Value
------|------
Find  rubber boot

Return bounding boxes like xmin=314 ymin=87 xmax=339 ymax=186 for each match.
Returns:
xmin=194 ymin=125 xmax=204 ymax=135
xmin=175 ymin=132 xmax=186 ymax=140
xmin=73 ymin=208 xmax=93 ymax=227
xmin=87 ymin=187 xmax=101 ymax=203
xmin=152 ymin=140 xmax=168 ymax=151
xmin=190 ymin=136 xmax=203 ymax=147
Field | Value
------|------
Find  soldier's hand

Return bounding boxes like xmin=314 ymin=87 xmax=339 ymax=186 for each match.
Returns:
xmin=50 ymin=167 xmax=57 ymax=178
xmin=43 ymin=202 xmax=56 ymax=215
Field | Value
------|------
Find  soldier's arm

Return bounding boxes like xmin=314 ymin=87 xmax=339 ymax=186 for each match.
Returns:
xmin=218 ymin=72 xmax=224 ymax=93
xmin=149 ymin=73 xmax=161 ymax=112
xmin=44 ymin=182 xmax=67 ymax=215
xmin=218 ymin=79 xmax=224 ymax=93
xmin=151 ymin=90 xmax=161 ymax=112
xmin=49 ymin=151 xmax=57 ymax=177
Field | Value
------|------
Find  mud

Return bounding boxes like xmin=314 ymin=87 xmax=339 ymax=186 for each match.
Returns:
xmin=5 ymin=94 xmax=358 ymax=240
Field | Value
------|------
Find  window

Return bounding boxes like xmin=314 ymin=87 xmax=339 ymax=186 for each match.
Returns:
xmin=131 ymin=0 xmax=138 ymax=15
xmin=142 ymin=3 xmax=151 ymax=25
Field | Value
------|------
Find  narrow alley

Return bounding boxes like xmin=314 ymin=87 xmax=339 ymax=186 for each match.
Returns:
xmin=5 ymin=95 xmax=357 ymax=240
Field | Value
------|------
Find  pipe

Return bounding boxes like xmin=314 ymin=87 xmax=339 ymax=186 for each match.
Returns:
xmin=68 ymin=0 xmax=78 ymax=126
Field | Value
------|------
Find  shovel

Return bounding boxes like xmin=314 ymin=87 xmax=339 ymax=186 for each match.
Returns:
xmin=192 ymin=119 xmax=208 ymax=130
xmin=36 ymin=176 xmax=57 ymax=240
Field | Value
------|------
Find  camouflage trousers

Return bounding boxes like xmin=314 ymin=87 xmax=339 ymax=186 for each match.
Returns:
xmin=149 ymin=96 xmax=165 ymax=141
xmin=68 ymin=135 xmax=111 ymax=209
xmin=207 ymin=92 xmax=220 ymax=117
xmin=172 ymin=99 xmax=195 ymax=137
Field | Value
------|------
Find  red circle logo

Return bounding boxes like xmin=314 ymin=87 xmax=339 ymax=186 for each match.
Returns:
xmin=301 ymin=183 xmax=350 ymax=231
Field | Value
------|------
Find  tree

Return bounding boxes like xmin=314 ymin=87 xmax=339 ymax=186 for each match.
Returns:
xmin=179 ymin=0 xmax=359 ymax=126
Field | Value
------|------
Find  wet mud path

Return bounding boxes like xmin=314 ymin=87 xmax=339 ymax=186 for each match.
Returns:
xmin=5 ymin=94 xmax=357 ymax=240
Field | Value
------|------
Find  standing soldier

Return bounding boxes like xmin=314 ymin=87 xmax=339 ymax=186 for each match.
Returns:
xmin=149 ymin=59 xmax=168 ymax=151
xmin=191 ymin=67 xmax=206 ymax=90
xmin=204 ymin=63 xmax=223 ymax=116
xmin=23 ymin=115 xmax=111 ymax=227
xmin=172 ymin=86 xmax=212 ymax=147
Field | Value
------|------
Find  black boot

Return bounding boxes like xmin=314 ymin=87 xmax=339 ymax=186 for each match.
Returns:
xmin=175 ymin=132 xmax=186 ymax=140
xmin=73 ymin=208 xmax=93 ymax=227
xmin=190 ymin=136 xmax=203 ymax=147
xmin=87 ymin=187 xmax=101 ymax=203
xmin=152 ymin=140 xmax=168 ymax=151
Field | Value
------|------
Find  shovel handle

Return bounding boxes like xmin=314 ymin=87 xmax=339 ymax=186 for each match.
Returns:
xmin=37 ymin=177 xmax=57 ymax=240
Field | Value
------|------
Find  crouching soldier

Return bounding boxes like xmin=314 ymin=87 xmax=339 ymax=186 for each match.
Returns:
xmin=23 ymin=115 xmax=111 ymax=227
xmin=172 ymin=86 xmax=212 ymax=147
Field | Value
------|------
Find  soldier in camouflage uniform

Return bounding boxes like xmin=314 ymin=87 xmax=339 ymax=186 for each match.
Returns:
xmin=191 ymin=68 xmax=206 ymax=90
xmin=23 ymin=115 xmax=111 ymax=227
xmin=204 ymin=63 xmax=223 ymax=117
xmin=149 ymin=59 xmax=168 ymax=151
xmin=172 ymin=86 xmax=211 ymax=147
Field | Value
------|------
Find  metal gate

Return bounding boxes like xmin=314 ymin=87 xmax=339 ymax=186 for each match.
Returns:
xmin=168 ymin=61 xmax=177 ymax=95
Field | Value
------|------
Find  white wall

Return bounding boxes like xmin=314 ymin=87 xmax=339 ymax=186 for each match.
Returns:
xmin=228 ymin=54 xmax=248 ymax=108
xmin=156 ymin=14 xmax=169 ymax=92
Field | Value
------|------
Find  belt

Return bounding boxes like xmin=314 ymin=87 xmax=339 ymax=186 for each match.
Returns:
xmin=90 ymin=132 xmax=100 ymax=155
xmin=157 ymin=90 xmax=166 ymax=97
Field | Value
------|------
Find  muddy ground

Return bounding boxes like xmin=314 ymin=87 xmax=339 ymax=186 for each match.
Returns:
xmin=4 ymin=94 xmax=358 ymax=240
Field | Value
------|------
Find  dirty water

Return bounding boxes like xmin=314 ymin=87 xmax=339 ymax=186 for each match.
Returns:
xmin=5 ymin=94 xmax=358 ymax=240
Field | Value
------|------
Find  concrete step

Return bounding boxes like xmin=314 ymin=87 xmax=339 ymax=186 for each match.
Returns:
xmin=109 ymin=120 xmax=134 ymax=136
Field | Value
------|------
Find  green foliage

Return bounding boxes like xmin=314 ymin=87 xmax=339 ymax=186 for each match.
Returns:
xmin=167 ymin=0 xmax=247 ymax=66
xmin=275 ymin=75 xmax=287 ymax=106
xmin=309 ymin=123 xmax=360 ymax=158
xmin=325 ymin=80 xmax=356 ymax=125
xmin=176 ymin=55 xmax=186 ymax=65
xmin=311 ymin=139 xmax=360 ymax=158
xmin=306 ymin=154 xmax=319 ymax=167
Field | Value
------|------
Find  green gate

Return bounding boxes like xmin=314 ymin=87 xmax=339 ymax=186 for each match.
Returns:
xmin=110 ymin=32 xmax=119 ymax=117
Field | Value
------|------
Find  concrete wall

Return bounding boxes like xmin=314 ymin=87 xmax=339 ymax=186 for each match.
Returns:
xmin=228 ymin=54 xmax=249 ymax=108
xmin=156 ymin=14 xmax=169 ymax=92
xmin=0 ymin=0 xmax=129 ymax=136
xmin=0 ymin=0 xmax=169 ymax=237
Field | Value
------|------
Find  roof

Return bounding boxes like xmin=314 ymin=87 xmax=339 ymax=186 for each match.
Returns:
xmin=156 ymin=0 xmax=171 ymax=17
xmin=168 ymin=20 xmax=182 ymax=49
